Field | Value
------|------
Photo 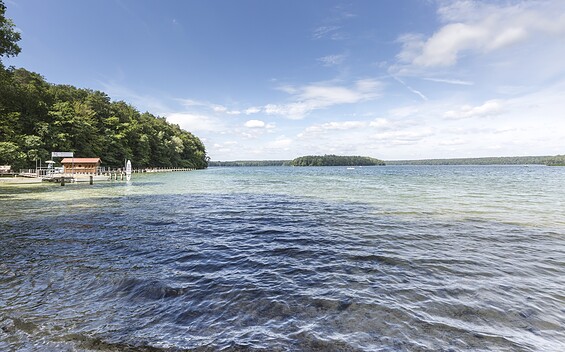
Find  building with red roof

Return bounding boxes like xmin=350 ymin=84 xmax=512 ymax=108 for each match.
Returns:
xmin=60 ymin=158 xmax=101 ymax=174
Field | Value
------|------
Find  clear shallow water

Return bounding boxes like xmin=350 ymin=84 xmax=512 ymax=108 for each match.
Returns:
xmin=1 ymin=165 xmax=564 ymax=351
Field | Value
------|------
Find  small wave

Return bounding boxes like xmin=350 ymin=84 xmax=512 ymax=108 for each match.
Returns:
xmin=106 ymin=277 xmax=189 ymax=301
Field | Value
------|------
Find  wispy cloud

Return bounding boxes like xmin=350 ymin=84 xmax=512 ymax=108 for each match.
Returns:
xmin=312 ymin=25 xmax=342 ymax=40
xmin=392 ymin=76 xmax=428 ymax=101
xmin=178 ymin=99 xmax=242 ymax=116
xmin=303 ymin=120 xmax=367 ymax=134
xmin=244 ymin=107 xmax=261 ymax=115
xmin=312 ymin=4 xmax=356 ymax=41
xmin=317 ymin=54 xmax=346 ymax=67
xmin=265 ymin=79 xmax=382 ymax=119
xmin=444 ymin=99 xmax=504 ymax=119
xmin=423 ymin=77 xmax=474 ymax=85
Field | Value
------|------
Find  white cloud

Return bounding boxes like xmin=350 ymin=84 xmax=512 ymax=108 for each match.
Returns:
xmin=212 ymin=105 xmax=242 ymax=115
xmin=263 ymin=104 xmax=305 ymax=120
xmin=444 ymin=99 xmax=503 ymax=119
xmin=412 ymin=22 xmax=486 ymax=67
xmin=244 ymin=119 xmax=266 ymax=128
xmin=265 ymin=79 xmax=382 ymax=119
xmin=398 ymin=1 xmax=565 ymax=68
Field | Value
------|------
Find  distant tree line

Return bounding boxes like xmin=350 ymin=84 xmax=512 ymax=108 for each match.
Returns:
xmin=545 ymin=155 xmax=565 ymax=166
xmin=387 ymin=155 xmax=565 ymax=166
xmin=210 ymin=155 xmax=565 ymax=167
xmin=290 ymin=155 xmax=385 ymax=166
xmin=209 ymin=160 xmax=289 ymax=167
xmin=0 ymin=1 xmax=208 ymax=170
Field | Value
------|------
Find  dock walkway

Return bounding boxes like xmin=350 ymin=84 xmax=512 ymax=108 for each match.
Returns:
xmin=3 ymin=167 xmax=198 ymax=184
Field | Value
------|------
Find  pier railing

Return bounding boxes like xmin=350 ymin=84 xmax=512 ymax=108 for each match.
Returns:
xmin=19 ymin=166 xmax=196 ymax=179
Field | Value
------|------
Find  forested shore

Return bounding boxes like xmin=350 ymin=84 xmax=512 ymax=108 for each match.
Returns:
xmin=0 ymin=2 xmax=208 ymax=170
xmin=0 ymin=68 xmax=208 ymax=170
xmin=209 ymin=155 xmax=386 ymax=167
xmin=209 ymin=154 xmax=565 ymax=167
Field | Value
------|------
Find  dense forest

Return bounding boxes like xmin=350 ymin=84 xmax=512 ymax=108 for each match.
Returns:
xmin=290 ymin=155 xmax=385 ymax=167
xmin=0 ymin=2 xmax=208 ymax=170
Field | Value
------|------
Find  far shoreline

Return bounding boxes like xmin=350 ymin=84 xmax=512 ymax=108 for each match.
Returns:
xmin=208 ymin=154 xmax=565 ymax=167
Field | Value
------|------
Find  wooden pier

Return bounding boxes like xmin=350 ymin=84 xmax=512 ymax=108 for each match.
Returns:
xmin=101 ymin=167 xmax=196 ymax=180
xmin=5 ymin=166 xmax=198 ymax=186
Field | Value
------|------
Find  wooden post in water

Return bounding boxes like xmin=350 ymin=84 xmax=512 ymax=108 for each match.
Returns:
xmin=61 ymin=177 xmax=65 ymax=186
xmin=90 ymin=175 xmax=93 ymax=185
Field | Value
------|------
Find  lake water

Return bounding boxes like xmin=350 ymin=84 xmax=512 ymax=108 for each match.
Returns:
xmin=1 ymin=165 xmax=564 ymax=351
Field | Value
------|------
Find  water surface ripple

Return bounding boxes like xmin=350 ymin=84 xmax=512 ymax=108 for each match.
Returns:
xmin=1 ymin=166 xmax=564 ymax=351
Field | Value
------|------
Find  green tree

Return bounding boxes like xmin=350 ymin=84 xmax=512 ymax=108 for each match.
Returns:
xmin=0 ymin=141 xmax=25 ymax=168
xmin=0 ymin=0 xmax=21 ymax=62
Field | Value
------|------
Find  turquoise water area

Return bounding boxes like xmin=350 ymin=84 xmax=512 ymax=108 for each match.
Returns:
xmin=1 ymin=165 xmax=564 ymax=351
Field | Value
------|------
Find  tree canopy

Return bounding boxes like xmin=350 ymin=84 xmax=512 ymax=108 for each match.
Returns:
xmin=0 ymin=0 xmax=21 ymax=62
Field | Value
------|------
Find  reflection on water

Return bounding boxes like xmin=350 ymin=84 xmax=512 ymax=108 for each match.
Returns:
xmin=1 ymin=166 xmax=564 ymax=351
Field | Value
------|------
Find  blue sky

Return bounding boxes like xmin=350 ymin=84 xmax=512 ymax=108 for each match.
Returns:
xmin=6 ymin=0 xmax=565 ymax=160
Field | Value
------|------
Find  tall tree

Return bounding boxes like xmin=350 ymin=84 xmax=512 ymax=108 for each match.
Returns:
xmin=0 ymin=0 xmax=21 ymax=62
xmin=0 ymin=0 xmax=21 ymax=164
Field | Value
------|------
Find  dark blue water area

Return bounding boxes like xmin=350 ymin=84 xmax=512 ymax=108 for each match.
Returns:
xmin=1 ymin=193 xmax=564 ymax=351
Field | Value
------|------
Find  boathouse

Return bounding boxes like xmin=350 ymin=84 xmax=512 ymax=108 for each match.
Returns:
xmin=60 ymin=158 xmax=101 ymax=174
